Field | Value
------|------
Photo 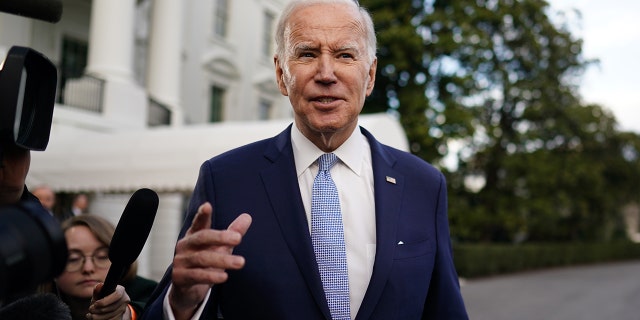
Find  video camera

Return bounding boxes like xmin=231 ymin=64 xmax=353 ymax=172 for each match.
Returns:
xmin=0 ymin=8 xmax=67 ymax=301
xmin=0 ymin=46 xmax=56 ymax=152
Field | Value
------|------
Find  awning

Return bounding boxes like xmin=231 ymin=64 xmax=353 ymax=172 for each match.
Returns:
xmin=27 ymin=113 xmax=409 ymax=193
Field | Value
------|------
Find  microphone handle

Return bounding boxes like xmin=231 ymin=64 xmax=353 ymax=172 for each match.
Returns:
xmin=96 ymin=263 xmax=127 ymax=300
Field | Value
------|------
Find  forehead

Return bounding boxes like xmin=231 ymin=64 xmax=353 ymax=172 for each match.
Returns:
xmin=65 ymin=225 xmax=103 ymax=249
xmin=286 ymin=3 xmax=366 ymax=46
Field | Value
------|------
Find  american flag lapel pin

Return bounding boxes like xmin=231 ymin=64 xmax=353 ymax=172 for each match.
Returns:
xmin=386 ymin=176 xmax=396 ymax=184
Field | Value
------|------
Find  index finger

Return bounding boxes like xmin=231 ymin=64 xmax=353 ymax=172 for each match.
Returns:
xmin=186 ymin=202 xmax=213 ymax=236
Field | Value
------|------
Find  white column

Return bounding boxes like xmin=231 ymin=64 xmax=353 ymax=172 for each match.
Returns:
xmin=147 ymin=192 xmax=184 ymax=281
xmin=147 ymin=0 xmax=184 ymax=126
xmin=89 ymin=193 xmax=130 ymax=227
xmin=75 ymin=0 xmax=147 ymax=129
xmin=86 ymin=0 xmax=136 ymax=82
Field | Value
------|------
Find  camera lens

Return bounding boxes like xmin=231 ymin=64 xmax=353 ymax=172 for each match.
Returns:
xmin=0 ymin=201 xmax=67 ymax=299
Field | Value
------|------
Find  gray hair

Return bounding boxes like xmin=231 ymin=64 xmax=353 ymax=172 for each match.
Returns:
xmin=274 ymin=0 xmax=377 ymax=66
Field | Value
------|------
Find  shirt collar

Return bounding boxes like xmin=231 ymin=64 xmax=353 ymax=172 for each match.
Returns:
xmin=291 ymin=122 xmax=368 ymax=177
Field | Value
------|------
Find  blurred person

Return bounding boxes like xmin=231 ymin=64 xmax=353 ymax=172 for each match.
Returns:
xmin=31 ymin=184 xmax=56 ymax=216
xmin=69 ymin=193 xmax=89 ymax=216
xmin=0 ymin=142 xmax=33 ymax=206
xmin=56 ymin=193 xmax=90 ymax=222
xmin=0 ymin=8 xmax=69 ymax=317
xmin=142 ymin=0 xmax=468 ymax=319
xmin=0 ymin=143 xmax=72 ymax=320
xmin=44 ymin=214 xmax=157 ymax=320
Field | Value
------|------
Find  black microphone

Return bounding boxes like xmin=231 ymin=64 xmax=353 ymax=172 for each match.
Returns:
xmin=96 ymin=188 xmax=159 ymax=299
xmin=0 ymin=0 xmax=63 ymax=23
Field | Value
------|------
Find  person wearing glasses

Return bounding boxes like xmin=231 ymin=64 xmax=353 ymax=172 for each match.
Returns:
xmin=44 ymin=214 xmax=157 ymax=320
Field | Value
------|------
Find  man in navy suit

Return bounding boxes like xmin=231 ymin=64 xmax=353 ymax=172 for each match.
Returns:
xmin=142 ymin=0 xmax=468 ymax=319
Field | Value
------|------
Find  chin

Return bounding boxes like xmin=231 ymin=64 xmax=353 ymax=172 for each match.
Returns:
xmin=78 ymin=290 xmax=94 ymax=299
xmin=314 ymin=123 xmax=341 ymax=132
xmin=311 ymin=117 xmax=347 ymax=131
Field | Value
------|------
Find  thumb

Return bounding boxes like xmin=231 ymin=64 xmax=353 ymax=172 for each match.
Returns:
xmin=228 ymin=213 xmax=252 ymax=237
xmin=91 ymin=282 xmax=104 ymax=303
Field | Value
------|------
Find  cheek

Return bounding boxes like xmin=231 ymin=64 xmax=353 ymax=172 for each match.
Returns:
xmin=96 ymin=268 xmax=109 ymax=282
xmin=55 ymin=273 xmax=77 ymax=293
xmin=5 ymin=151 xmax=30 ymax=181
xmin=283 ymin=73 xmax=299 ymax=92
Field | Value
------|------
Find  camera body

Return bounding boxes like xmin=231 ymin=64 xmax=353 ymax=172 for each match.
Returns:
xmin=0 ymin=45 xmax=67 ymax=301
xmin=0 ymin=201 xmax=67 ymax=299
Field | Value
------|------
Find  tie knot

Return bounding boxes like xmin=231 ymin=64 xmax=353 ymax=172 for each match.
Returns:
xmin=318 ymin=153 xmax=338 ymax=172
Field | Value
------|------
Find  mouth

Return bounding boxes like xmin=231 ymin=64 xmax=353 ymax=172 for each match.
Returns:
xmin=78 ymin=279 xmax=99 ymax=286
xmin=315 ymin=96 xmax=338 ymax=103
xmin=311 ymin=96 xmax=343 ymax=107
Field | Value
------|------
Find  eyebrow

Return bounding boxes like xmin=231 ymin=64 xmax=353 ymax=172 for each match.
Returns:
xmin=68 ymin=247 xmax=108 ymax=255
xmin=292 ymin=42 xmax=316 ymax=51
xmin=337 ymin=42 xmax=361 ymax=53
xmin=293 ymin=42 xmax=361 ymax=55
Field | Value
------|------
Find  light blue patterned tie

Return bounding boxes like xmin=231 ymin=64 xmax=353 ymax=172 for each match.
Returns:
xmin=311 ymin=153 xmax=350 ymax=320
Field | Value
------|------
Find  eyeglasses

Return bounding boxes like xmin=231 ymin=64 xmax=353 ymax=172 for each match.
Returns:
xmin=65 ymin=248 xmax=111 ymax=272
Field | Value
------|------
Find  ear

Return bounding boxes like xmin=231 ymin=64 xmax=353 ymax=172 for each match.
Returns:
xmin=365 ymin=57 xmax=377 ymax=96
xmin=274 ymin=55 xmax=289 ymax=96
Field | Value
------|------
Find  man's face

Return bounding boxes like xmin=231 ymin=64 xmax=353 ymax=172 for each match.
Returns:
xmin=0 ymin=144 xmax=30 ymax=205
xmin=275 ymin=2 xmax=377 ymax=150
xmin=33 ymin=186 xmax=56 ymax=210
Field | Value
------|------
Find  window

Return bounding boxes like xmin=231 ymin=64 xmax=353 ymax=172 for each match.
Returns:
xmin=213 ymin=0 xmax=229 ymax=38
xmin=58 ymin=36 xmax=88 ymax=103
xmin=210 ymin=85 xmax=225 ymax=122
xmin=262 ymin=11 xmax=275 ymax=58
xmin=258 ymin=99 xmax=272 ymax=120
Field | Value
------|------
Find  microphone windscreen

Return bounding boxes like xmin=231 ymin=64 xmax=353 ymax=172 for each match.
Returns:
xmin=109 ymin=188 xmax=159 ymax=266
xmin=0 ymin=0 xmax=63 ymax=23
xmin=0 ymin=293 xmax=71 ymax=320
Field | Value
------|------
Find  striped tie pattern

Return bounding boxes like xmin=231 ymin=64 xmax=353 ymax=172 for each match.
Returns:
xmin=311 ymin=153 xmax=350 ymax=320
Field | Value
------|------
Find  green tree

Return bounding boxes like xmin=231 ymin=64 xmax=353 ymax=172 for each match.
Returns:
xmin=361 ymin=0 xmax=640 ymax=242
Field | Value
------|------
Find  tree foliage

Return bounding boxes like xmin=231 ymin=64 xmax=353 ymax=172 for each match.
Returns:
xmin=360 ymin=0 xmax=640 ymax=242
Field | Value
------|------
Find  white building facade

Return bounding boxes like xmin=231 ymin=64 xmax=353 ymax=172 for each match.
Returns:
xmin=1 ymin=0 xmax=409 ymax=280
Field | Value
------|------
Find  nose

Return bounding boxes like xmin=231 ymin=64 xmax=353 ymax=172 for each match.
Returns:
xmin=314 ymin=55 xmax=337 ymax=85
xmin=81 ymin=257 xmax=96 ymax=273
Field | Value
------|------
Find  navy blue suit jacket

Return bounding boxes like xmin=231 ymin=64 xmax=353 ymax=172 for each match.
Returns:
xmin=142 ymin=125 xmax=468 ymax=319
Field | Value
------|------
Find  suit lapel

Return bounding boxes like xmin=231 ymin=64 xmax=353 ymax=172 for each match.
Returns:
xmin=259 ymin=126 xmax=332 ymax=319
xmin=258 ymin=126 xmax=404 ymax=319
xmin=356 ymin=128 xmax=404 ymax=320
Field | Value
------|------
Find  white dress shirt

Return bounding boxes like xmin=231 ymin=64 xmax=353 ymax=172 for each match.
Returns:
xmin=163 ymin=123 xmax=377 ymax=320
xmin=291 ymin=123 xmax=376 ymax=318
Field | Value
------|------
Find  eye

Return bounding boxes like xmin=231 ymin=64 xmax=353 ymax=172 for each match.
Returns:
xmin=95 ymin=248 xmax=110 ymax=259
xmin=68 ymin=256 xmax=82 ymax=263
xmin=339 ymin=53 xmax=354 ymax=59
